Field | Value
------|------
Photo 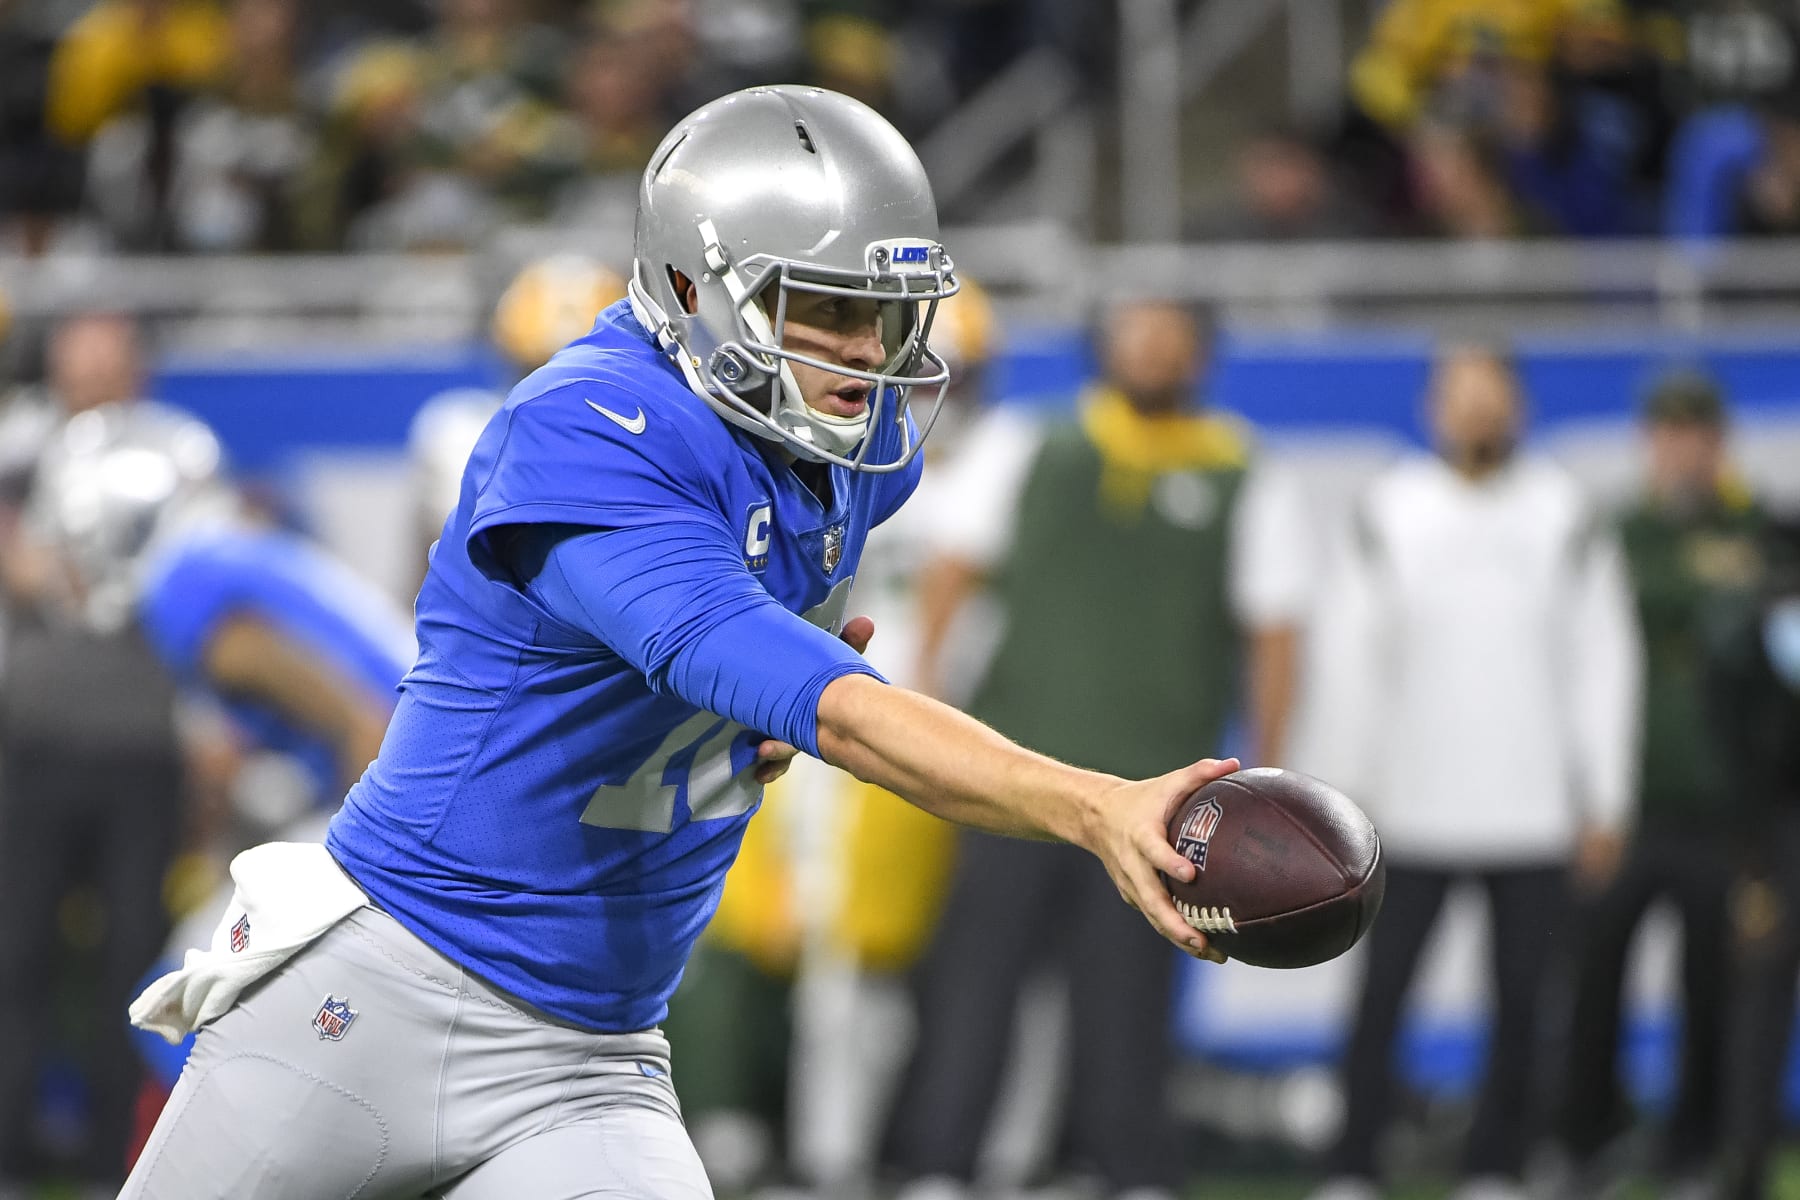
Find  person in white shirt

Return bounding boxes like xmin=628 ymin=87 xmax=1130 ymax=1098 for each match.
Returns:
xmin=1307 ymin=343 xmax=1642 ymax=1200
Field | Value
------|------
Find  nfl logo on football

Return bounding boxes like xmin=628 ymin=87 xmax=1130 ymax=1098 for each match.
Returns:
xmin=1175 ymin=798 xmax=1225 ymax=871
xmin=312 ymin=994 xmax=358 ymax=1041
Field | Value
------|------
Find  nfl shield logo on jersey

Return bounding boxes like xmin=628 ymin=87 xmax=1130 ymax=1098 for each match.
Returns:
xmin=822 ymin=524 xmax=845 ymax=574
xmin=312 ymin=994 xmax=358 ymax=1041
xmin=229 ymin=914 xmax=250 ymax=954
xmin=1175 ymin=798 xmax=1225 ymax=872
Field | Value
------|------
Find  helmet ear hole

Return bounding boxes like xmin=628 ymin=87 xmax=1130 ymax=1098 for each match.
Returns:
xmin=667 ymin=266 xmax=697 ymax=314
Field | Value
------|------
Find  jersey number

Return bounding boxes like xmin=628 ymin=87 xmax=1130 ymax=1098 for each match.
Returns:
xmin=578 ymin=578 xmax=855 ymax=833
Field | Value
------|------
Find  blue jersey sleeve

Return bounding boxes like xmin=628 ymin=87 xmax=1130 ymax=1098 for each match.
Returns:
xmin=509 ymin=522 xmax=880 ymax=757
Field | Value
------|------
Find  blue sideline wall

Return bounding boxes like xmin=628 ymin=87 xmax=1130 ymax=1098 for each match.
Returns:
xmin=155 ymin=326 xmax=1800 ymax=469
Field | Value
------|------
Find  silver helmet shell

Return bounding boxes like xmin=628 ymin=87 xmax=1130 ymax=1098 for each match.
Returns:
xmin=629 ymin=85 xmax=958 ymax=472
xmin=28 ymin=401 xmax=235 ymax=631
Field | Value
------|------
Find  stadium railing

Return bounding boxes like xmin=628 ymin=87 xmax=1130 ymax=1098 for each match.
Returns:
xmin=5 ymin=229 xmax=1800 ymax=344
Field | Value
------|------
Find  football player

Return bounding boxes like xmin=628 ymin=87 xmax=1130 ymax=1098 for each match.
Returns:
xmin=120 ymin=86 xmax=1235 ymax=1199
xmin=30 ymin=403 xmax=413 ymax=807
xmin=26 ymin=402 xmax=414 ymax=1150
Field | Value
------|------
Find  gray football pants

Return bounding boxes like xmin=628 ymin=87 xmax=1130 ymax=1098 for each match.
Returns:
xmin=119 ymin=906 xmax=714 ymax=1199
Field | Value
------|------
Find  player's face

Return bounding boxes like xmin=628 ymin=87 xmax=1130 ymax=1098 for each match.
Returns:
xmin=48 ymin=314 xmax=143 ymax=414
xmin=774 ymin=289 xmax=888 ymax=420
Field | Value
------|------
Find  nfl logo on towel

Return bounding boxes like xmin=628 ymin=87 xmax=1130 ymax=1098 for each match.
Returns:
xmin=229 ymin=914 xmax=250 ymax=954
xmin=312 ymin=995 xmax=358 ymax=1041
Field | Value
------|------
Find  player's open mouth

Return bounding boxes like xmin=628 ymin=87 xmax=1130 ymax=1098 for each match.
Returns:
xmin=820 ymin=384 xmax=871 ymax=417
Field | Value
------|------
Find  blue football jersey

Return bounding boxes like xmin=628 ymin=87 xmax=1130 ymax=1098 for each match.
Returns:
xmin=326 ymin=301 xmax=921 ymax=1032
xmin=137 ymin=526 xmax=415 ymax=792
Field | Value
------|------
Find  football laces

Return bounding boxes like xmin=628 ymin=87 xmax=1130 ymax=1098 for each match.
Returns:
xmin=1174 ymin=899 xmax=1237 ymax=933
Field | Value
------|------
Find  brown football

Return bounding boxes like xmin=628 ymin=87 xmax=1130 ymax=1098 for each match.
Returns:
xmin=1162 ymin=767 xmax=1385 ymax=969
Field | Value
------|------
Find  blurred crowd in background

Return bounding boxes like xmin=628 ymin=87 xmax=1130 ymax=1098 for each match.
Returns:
xmin=4 ymin=0 xmax=1800 ymax=255
xmin=0 ymin=0 xmax=1161 ymax=255
xmin=2 ymin=1 xmax=1800 ymax=1200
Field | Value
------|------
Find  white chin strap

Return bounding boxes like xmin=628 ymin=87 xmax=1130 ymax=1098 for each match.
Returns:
xmin=699 ymin=220 xmax=871 ymax=460
xmin=777 ymin=398 xmax=866 ymax=459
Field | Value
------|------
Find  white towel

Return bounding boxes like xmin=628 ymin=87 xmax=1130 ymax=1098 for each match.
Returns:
xmin=129 ymin=841 xmax=368 ymax=1044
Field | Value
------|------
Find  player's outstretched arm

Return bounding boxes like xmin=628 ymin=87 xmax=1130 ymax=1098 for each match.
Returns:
xmin=815 ymin=671 xmax=1236 ymax=959
xmin=502 ymin=521 xmax=1230 ymax=958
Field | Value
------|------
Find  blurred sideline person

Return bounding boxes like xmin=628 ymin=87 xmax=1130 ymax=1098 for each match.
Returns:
xmin=784 ymin=278 xmax=1000 ymax=1193
xmin=885 ymin=297 xmax=1313 ymax=1200
xmin=1307 ymin=345 xmax=1641 ymax=1200
xmin=0 ymin=313 xmax=187 ymax=1192
xmin=23 ymin=402 xmax=414 ymax=1161
xmin=1554 ymin=370 xmax=1766 ymax=1195
xmin=1707 ymin=519 xmax=1800 ymax=1200
xmin=118 ymin=88 xmax=1237 ymax=1199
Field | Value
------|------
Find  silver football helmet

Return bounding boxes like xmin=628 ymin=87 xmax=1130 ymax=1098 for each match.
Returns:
xmin=628 ymin=85 xmax=959 ymax=472
xmin=28 ymin=401 xmax=235 ymax=631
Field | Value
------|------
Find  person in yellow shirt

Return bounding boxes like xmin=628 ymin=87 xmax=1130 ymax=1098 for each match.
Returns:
xmin=662 ymin=280 xmax=1000 ymax=1197
xmin=46 ymin=0 xmax=228 ymax=145
xmin=1350 ymin=0 xmax=1626 ymax=131
xmin=791 ymin=280 xmax=998 ymax=1193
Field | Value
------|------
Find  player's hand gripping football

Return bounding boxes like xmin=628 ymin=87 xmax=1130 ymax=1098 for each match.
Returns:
xmin=1090 ymin=757 xmax=1241 ymax=963
xmin=752 ymin=615 xmax=877 ymax=785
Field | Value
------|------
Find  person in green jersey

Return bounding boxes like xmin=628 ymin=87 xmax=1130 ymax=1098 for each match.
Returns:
xmin=884 ymin=297 xmax=1315 ymax=1200
xmin=1555 ymin=368 xmax=1768 ymax=1197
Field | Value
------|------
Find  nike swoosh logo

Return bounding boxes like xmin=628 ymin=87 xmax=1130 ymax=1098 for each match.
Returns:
xmin=585 ymin=399 xmax=646 ymax=434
